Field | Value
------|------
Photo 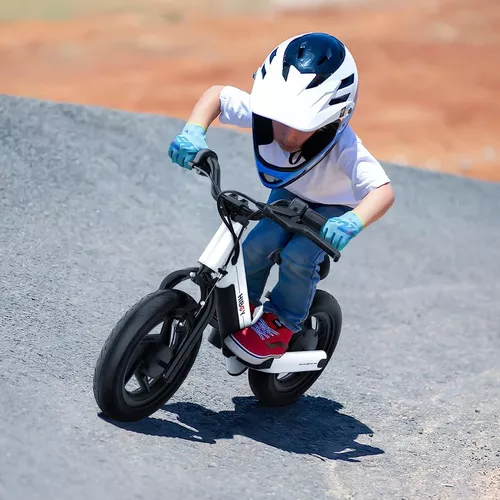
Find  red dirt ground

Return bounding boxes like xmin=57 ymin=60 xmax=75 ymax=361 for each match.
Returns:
xmin=1 ymin=0 xmax=499 ymax=181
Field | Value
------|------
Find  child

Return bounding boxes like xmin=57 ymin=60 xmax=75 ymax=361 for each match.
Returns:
xmin=168 ymin=32 xmax=394 ymax=365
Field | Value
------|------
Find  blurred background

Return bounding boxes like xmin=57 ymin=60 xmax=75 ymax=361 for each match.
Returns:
xmin=1 ymin=0 xmax=498 ymax=181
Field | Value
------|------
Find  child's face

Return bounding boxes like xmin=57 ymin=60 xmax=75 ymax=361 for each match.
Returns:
xmin=272 ymin=120 xmax=315 ymax=153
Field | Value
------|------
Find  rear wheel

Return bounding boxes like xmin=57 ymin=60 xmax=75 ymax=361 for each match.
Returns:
xmin=248 ymin=290 xmax=342 ymax=406
xmin=93 ymin=289 xmax=201 ymax=422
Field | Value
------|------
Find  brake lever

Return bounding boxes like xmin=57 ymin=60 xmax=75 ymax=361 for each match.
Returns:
xmin=191 ymin=164 xmax=206 ymax=176
xmin=261 ymin=205 xmax=341 ymax=261
xmin=267 ymin=199 xmax=341 ymax=261
xmin=266 ymin=204 xmax=300 ymax=219
xmin=298 ymin=225 xmax=341 ymax=262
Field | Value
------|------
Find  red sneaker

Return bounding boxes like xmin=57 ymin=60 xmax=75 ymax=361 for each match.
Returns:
xmin=224 ymin=312 xmax=294 ymax=365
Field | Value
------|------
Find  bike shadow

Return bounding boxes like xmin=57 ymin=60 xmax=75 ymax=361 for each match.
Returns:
xmin=102 ymin=395 xmax=384 ymax=462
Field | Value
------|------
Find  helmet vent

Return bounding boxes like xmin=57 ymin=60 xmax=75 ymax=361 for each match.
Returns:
xmin=339 ymin=73 xmax=355 ymax=89
xmin=306 ymin=73 xmax=329 ymax=90
xmin=282 ymin=33 xmax=347 ymax=83
xmin=329 ymin=94 xmax=350 ymax=106
xmin=260 ymin=172 xmax=280 ymax=184
xmin=269 ymin=47 xmax=278 ymax=63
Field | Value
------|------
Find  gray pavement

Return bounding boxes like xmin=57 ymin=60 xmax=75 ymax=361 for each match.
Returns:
xmin=0 ymin=95 xmax=499 ymax=499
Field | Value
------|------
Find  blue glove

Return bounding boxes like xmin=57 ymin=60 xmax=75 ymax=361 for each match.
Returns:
xmin=168 ymin=123 xmax=208 ymax=169
xmin=320 ymin=211 xmax=364 ymax=251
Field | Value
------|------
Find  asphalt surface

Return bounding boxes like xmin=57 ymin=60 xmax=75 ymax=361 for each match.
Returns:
xmin=0 ymin=95 xmax=499 ymax=500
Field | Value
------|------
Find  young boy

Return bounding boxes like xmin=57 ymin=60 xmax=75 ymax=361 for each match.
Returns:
xmin=168 ymin=32 xmax=394 ymax=365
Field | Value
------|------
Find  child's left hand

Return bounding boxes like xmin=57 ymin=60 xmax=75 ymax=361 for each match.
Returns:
xmin=320 ymin=211 xmax=364 ymax=251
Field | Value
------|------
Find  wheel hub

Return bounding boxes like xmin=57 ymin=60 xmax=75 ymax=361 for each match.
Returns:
xmin=144 ymin=346 xmax=174 ymax=379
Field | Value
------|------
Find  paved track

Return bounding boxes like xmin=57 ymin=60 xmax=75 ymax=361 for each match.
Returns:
xmin=0 ymin=95 xmax=499 ymax=499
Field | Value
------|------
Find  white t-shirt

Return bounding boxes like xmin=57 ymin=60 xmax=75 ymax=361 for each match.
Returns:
xmin=219 ymin=85 xmax=390 ymax=208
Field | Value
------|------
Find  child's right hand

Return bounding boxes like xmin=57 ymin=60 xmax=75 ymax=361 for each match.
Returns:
xmin=168 ymin=123 xmax=208 ymax=169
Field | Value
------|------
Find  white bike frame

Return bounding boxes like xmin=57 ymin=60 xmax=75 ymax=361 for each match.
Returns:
xmin=197 ymin=218 xmax=327 ymax=376
xmin=198 ymin=220 xmax=254 ymax=330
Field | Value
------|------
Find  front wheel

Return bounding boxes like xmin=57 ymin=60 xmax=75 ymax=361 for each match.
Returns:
xmin=248 ymin=290 xmax=342 ymax=406
xmin=93 ymin=289 xmax=201 ymax=422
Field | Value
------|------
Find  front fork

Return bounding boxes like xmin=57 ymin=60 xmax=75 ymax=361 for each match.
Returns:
xmin=198 ymin=220 xmax=254 ymax=337
xmin=198 ymin=220 xmax=267 ymax=376
xmin=159 ymin=219 xmax=260 ymax=376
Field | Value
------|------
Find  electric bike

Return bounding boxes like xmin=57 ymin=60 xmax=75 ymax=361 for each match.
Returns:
xmin=93 ymin=149 xmax=343 ymax=422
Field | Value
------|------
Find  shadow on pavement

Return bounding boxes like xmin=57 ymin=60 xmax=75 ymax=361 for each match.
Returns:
xmin=102 ymin=395 xmax=384 ymax=462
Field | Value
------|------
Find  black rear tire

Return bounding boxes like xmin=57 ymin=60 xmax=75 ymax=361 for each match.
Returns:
xmin=93 ymin=289 xmax=201 ymax=422
xmin=248 ymin=290 xmax=342 ymax=406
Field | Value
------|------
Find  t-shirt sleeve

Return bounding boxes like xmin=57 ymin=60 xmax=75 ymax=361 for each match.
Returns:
xmin=218 ymin=86 xmax=252 ymax=129
xmin=337 ymin=126 xmax=391 ymax=201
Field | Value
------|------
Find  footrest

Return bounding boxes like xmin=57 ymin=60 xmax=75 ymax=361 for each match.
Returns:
xmin=253 ymin=350 xmax=327 ymax=373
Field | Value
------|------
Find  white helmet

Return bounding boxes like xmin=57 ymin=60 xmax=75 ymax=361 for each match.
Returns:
xmin=250 ymin=32 xmax=358 ymax=188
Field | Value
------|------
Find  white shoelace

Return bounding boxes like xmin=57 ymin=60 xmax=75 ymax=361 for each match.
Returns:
xmin=252 ymin=318 xmax=279 ymax=340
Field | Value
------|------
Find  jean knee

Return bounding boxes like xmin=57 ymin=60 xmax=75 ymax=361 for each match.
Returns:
xmin=243 ymin=233 xmax=271 ymax=265
xmin=243 ymin=220 xmax=291 ymax=261
xmin=280 ymin=237 xmax=325 ymax=274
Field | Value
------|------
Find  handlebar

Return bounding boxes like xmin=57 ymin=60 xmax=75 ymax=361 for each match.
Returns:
xmin=190 ymin=149 xmax=341 ymax=262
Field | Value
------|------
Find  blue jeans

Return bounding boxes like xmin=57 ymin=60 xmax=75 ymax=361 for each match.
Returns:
xmin=242 ymin=188 xmax=351 ymax=333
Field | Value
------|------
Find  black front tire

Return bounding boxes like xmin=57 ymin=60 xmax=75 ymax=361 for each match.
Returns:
xmin=93 ymin=289 xmax=201 ymax=422
xmin=248 ymin=290 xmax=342 ymax=406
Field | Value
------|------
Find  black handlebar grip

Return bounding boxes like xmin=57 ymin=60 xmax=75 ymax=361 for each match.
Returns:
xmin=301 ymin=207 xmax=341 ymax=262
xmin=191 ymin=149 xmax=218 ymax=174
xmin=302 ymin=208 xmax=328 ymax=232
xmin=190 ymin=149 xmax=221 ymax=200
